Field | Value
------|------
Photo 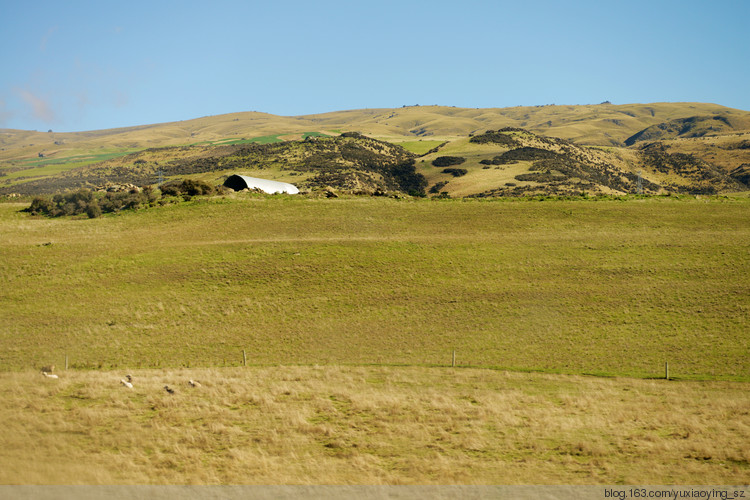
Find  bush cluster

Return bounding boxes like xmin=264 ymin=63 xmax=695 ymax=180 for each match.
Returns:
xmin=26 ymin=187 xmax=161 ymax=218
xmin=469 ymin=130 xmax=520 ymax=147
xmin=24 ymin=179 xmax=219 ymax=218
xmin=432 ymin=156 xmax=466 ymax=167
xmin=160 ymin=179 xmax=215 ymax=197
xmin=429 ymin=181 xmax=449 ymax=194
xmin=442 ymin=168 xmax=468 ymax=177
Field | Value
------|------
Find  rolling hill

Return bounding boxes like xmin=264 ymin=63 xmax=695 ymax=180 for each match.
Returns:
xmin=2 ymin=102 xmax=749 ymax=198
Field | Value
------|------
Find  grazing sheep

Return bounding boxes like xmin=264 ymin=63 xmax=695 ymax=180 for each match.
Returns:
xmin=188 ymin=380 xmax=201 ymax=388
xmin=42 ymin=372 xmax=59 ymax=379
xmin=120 ymin=379 xmax=133 ymax=389
xmin=40 ymin=365 xmax=55 ymax=373
xmin=164 ymin=385 xmax=175 ymax=395
xmin=125 ymin=374 xmax=132 ymax=383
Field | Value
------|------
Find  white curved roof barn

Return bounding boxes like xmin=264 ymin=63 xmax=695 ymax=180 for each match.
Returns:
xmin=223 ymin=174 xmax=299 ymax=194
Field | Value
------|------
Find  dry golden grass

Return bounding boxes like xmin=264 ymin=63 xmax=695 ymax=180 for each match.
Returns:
xmin=0 ymin=367 xmax=747 ymax=484
xmin=4 ymin=103 xmax=749 ymax=166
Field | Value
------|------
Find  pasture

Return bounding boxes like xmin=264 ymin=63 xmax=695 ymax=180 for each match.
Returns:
xmin=1 ymin=194 xmax=749 ymax=484
xmin=1 ymin=195 xmax=748 ymax=379
xmin=1 ymin=366 xmax=748 ymax=484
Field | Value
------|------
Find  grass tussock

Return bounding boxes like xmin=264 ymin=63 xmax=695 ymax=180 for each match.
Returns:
xmin=0 ymin=366 xmax=748 ymax=484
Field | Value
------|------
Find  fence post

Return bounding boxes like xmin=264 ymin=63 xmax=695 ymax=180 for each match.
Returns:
xmin=665 ymin=361 xmax=669 ymax=380
xmin=452 ymin=350 xmax=456 ymax=368
xmin=65 ymin=354 xmax=68 ymax=371
xmin=243 ymin=350 xmax=247 ymax=367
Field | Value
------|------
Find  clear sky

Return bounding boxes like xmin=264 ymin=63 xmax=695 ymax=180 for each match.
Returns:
xmin=1 ymin=0 xmax=748 ymax=132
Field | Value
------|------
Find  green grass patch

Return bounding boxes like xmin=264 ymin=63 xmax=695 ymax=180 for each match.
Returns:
xmin=393 ymin=140 xmax=445 ymax=155
xmin=302 ymin=132 xmax=330 ymax=139
xmin=1 ymin=150 xmax=138 ymax=184
xmin=1 ymin=196 xmax=748 ymax=380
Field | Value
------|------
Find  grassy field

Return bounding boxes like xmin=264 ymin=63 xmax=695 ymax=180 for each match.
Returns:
xmin=1 ymin=149 xmax=137 ymax=186
xmin=392 ymin=140 xmax=446 ymax=155
xmin=1 ymin=195 xmax=748 ymax=379
xmin=1 ymin=194 xmax=749 ymax=484
xmin=1 ymin=366 xmax=748 ymax=484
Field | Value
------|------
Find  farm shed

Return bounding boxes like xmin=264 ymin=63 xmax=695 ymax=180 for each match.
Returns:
xmin=223 ymin=174 xmax=299 ymax=194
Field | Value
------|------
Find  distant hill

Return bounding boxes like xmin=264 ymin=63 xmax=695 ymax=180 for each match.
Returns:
xmin=624 ymin=114 xmax=750 ymax=145
xmin=2 ymin=102 xmax=749 ymax=198
xmin=3 ymin=102 xmax=749 ymax=157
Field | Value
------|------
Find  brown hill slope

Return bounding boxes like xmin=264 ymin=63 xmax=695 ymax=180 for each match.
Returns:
xmin=2 ymin=103 xmax=749 ymax=198
xmin=9 ymin=127 xmax=746 ymax=199
xmin=3 ymin=103 xmax=749 ymax=164
xmin=430 ymin=128 xmax=747 ymax=197
xmin=624 ymin=114 xmax=750 ymax=145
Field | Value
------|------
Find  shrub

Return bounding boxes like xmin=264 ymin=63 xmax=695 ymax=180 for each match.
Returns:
xmin=180 ymin=179 xmax=214 ymax=196
xmin=469 ymin=131 xmax=520 ymax=147
xmin=85 ymin=201 xmax=102 ymax=219
xmin=432 ymin=156 xmax=466 ymax=167
xmin=389 ymin=160 xmax=427 ymax=196
xmin=429 ymin=181 xmax=449 ymax=194
xmin=442 ymin=168 xmax=468 ymax=177
xmin=27 ymin=196 xmax=54 ymax=215
xmin=159 ymin=183 xmax=182 ymax=197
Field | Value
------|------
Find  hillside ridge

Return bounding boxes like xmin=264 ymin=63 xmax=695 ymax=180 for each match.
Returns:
xmin=2 ymin=102 xmax=749 ymax=198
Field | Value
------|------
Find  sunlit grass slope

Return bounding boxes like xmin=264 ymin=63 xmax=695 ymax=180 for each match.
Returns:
xmin=1 ymin=366 xmax=748 ymax=484
xmin=1 ymin=196 xmax=748 ymax=379
xmin=3 ymin=103 xmax=749 ymax=166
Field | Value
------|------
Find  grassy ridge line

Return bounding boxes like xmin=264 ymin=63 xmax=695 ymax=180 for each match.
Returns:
xmin=1 ymin=196 xmax=749 ymax=379
xmin=3 ymin=103 xmax=748 ymax=165
xmin=1 ymin=366 xmax=748 ymax=484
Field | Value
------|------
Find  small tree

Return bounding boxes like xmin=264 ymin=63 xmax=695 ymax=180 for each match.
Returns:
xmin=85 ymin=200 xmax=102 ymax=218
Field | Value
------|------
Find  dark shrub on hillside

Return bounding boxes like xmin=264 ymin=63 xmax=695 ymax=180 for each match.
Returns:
xmin=515 ymin=172 xmax=566 ymax=183
xmin=340 ymin=132 xmax=364 ymax=138
xmin=180 ymin=179 xmax=214 ymax=196
xmin=100 ymin=190 xmax=149 ymax=212
xmin=26 ymin=189 xmax=103 ymax=218
xmin=499 ymin=147 xmax=560 ymax=162
xmin=27 ymin=196 xmax=54 ymax=215
xmin=159 ymin=183 xmax=182 ymax=197
xmin=442 ymin=168 xmax=468 ymax=177
xmin=85 ymin=201 xmax=102 ymax=219
xmin=469 ymin=131 xmax=520 ymax=147
xmin=432 ymin=156 xmax=466 ymax=167
xmin=389 ymin=159 xmax=427 ymax=196
xmin=160 ymin=179 xmax=215 ymax=197
xmin=26 ymin=186 xmax=164 ymax=218
xmin=429 ymin=181 xmax=449 ymax=194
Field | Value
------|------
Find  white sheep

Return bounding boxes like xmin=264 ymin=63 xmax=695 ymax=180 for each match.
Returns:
xmin=120 ymin=379 xmax=133 ymax=389
xmin=188 ymin=380 xmax=201 ymax=387
xmin=42 ymin=372 xmax=59 ymax=379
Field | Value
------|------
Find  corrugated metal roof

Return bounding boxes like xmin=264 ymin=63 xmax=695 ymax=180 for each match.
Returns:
xmin=224 ymin=174 xmax=299 ymax=194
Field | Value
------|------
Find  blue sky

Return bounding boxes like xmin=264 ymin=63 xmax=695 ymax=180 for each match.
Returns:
xmin=1 ymin=0 xmax=748 ymax=132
